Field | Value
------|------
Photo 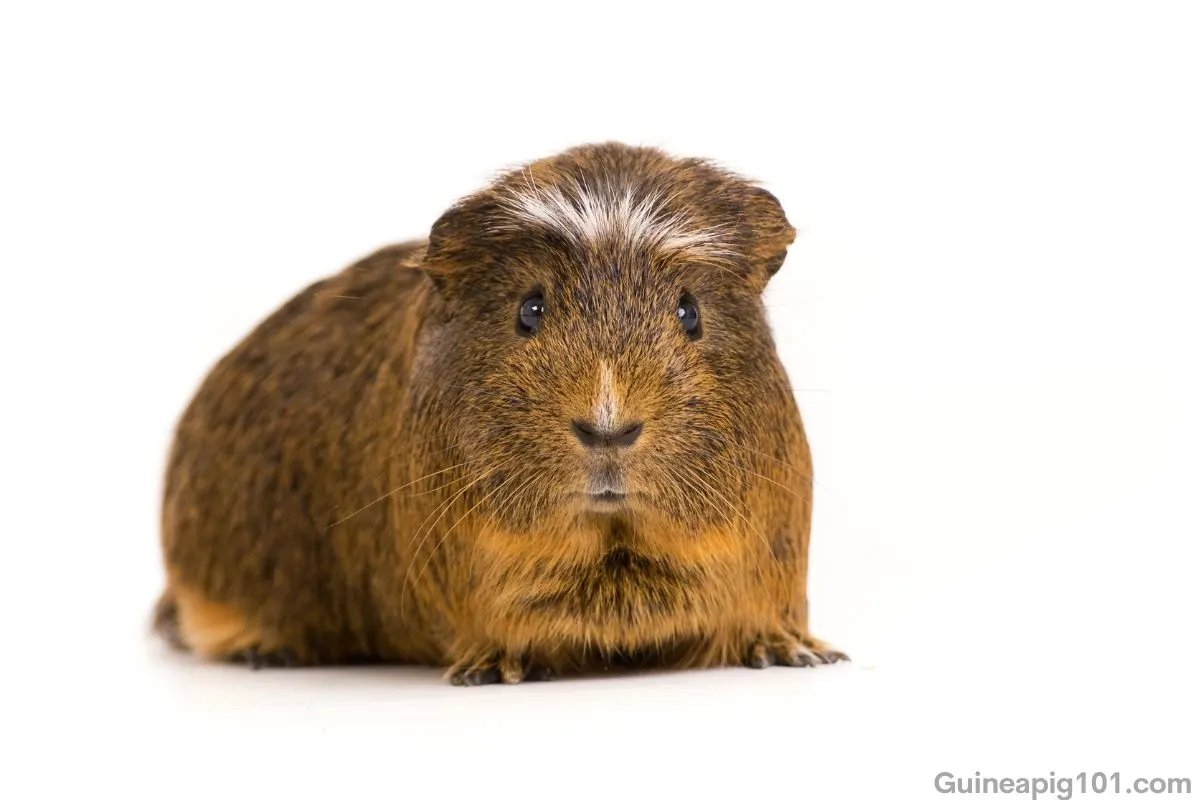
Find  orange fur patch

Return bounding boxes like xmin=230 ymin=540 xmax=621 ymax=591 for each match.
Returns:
xmin=173 ymin=585 xmax=262 ymax=657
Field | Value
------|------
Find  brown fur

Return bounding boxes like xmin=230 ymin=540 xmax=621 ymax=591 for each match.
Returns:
xmin=155 ymin=142 xmax=847 ymax=684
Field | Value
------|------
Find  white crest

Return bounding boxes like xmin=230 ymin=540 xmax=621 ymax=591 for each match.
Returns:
xmin=494 ymin=172 xmax=730 ymax=258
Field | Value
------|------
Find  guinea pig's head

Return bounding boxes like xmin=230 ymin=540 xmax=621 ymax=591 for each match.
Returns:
xmin=418 ymin=143 xmax=797 ymax=537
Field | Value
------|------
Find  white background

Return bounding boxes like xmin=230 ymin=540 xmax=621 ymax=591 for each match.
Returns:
xmin=2 ymin=2 xmax=1198 ymax=797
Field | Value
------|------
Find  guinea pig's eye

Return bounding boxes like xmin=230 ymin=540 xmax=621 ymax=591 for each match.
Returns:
xmin=518 ymin=292 xmax=545 ymax=335
xmin=677 ymin=293 xmax=701 ymax=339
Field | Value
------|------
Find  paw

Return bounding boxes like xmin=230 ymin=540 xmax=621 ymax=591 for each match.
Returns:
xmin=744 ymin=633 xmax=849 ymax=669
xmin=231 ymin=646 xmax=299 ymax=670
xmin=446 ymin=651 xmax=557 ymax=686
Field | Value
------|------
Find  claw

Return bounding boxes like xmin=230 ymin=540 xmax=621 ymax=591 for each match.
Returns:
xmin=448 ymin=654 xmax=557 ymax=686
xmin=233 ymin=646 xmax=299 ymax=669
xmin=779 ymin=644 xmax=820 ymax=667
xmin=525 ymin=665 xmax=557 ymax=682
xmin=450 ymin=667 xmax=502 ymax=686
xmin=744 ymin=634 xmax=849 ymax=670
xmin=747 ymin=642 xmax=773 ymax=669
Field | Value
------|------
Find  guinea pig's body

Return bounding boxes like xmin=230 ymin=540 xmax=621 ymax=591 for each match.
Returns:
xmin=155 ymin=142 xmax=846 ymax=684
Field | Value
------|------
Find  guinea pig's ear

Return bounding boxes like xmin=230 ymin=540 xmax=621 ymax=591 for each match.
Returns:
xmin=743 ymin=187 xmax=797 ymax=285
xmin=420 ymin=193 xmax=500 ymax=292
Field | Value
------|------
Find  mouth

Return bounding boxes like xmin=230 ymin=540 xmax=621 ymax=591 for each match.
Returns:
xmin=579 ymin=489 xmax=635 ymax=511
xmin=579 ymin=464 xmax=636 ymax=511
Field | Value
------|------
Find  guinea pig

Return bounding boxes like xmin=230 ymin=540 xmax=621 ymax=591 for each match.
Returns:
xmin=153 ymin=141 xmax=848 ymax=684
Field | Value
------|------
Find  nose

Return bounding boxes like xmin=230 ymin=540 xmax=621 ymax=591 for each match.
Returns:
xmin=571 ymin=419 xmax=644 ymax=448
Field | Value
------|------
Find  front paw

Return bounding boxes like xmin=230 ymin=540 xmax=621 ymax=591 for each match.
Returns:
xmin=231 ymin=646 xmax=300 ymax=670
xmin=744 ymin=633 xmax=849 ymax=669
xmin=446 ymin=650 xmax=557 ymax=686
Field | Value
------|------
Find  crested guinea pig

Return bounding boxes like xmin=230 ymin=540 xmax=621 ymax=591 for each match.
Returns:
xmin=154 ymin=141 xmax=848 ymax=684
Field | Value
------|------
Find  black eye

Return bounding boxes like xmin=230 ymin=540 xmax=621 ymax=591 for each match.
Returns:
xmin=518 ymin=292 xmax=545 ymax=335
xmin=677 ymin=294 xmax=701 ymax=339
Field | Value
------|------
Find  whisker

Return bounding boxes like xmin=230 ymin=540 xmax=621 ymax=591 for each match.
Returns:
xmin=676 ymin=463 xmax=738 ymax=527
xmin=406 ymin=463 xmax=503 ymax=553
xmin=325 ymin=458 xmax=487 ymax=528
xmin=466 ymin=469 xmax=542 ymax=586
xmin=722 ymin=460 xmax=804 ymax=501
xmin=479 ymin=470 xmax=542 ymax=535
xmin=495 ymin=470 xmax=541 ymax=518
xmin=409 ymin=470 xmax=481 ymax=496
xmin=683 ymin=463 xmax=782 ymax=579
xmin=398 ymin=462 xmax=509 ymax=619
xmin=320 ymin=432 xmax=462 ymax=516
xmin=667 ymin=462 xmax=771 ymax=599
xmin=411 ymin=468 xmax=524 ymax=594
xmin=721 ymin=441 xmax=812 ymax=477
xmin=719 ymin=442 xmax=855 ymax=522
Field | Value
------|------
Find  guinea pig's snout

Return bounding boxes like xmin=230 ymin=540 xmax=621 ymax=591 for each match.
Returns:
xmin=573 ymin=361 xmax=644 ymax=450
xmin=571 ymin=418 xmax=643 ymax=448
